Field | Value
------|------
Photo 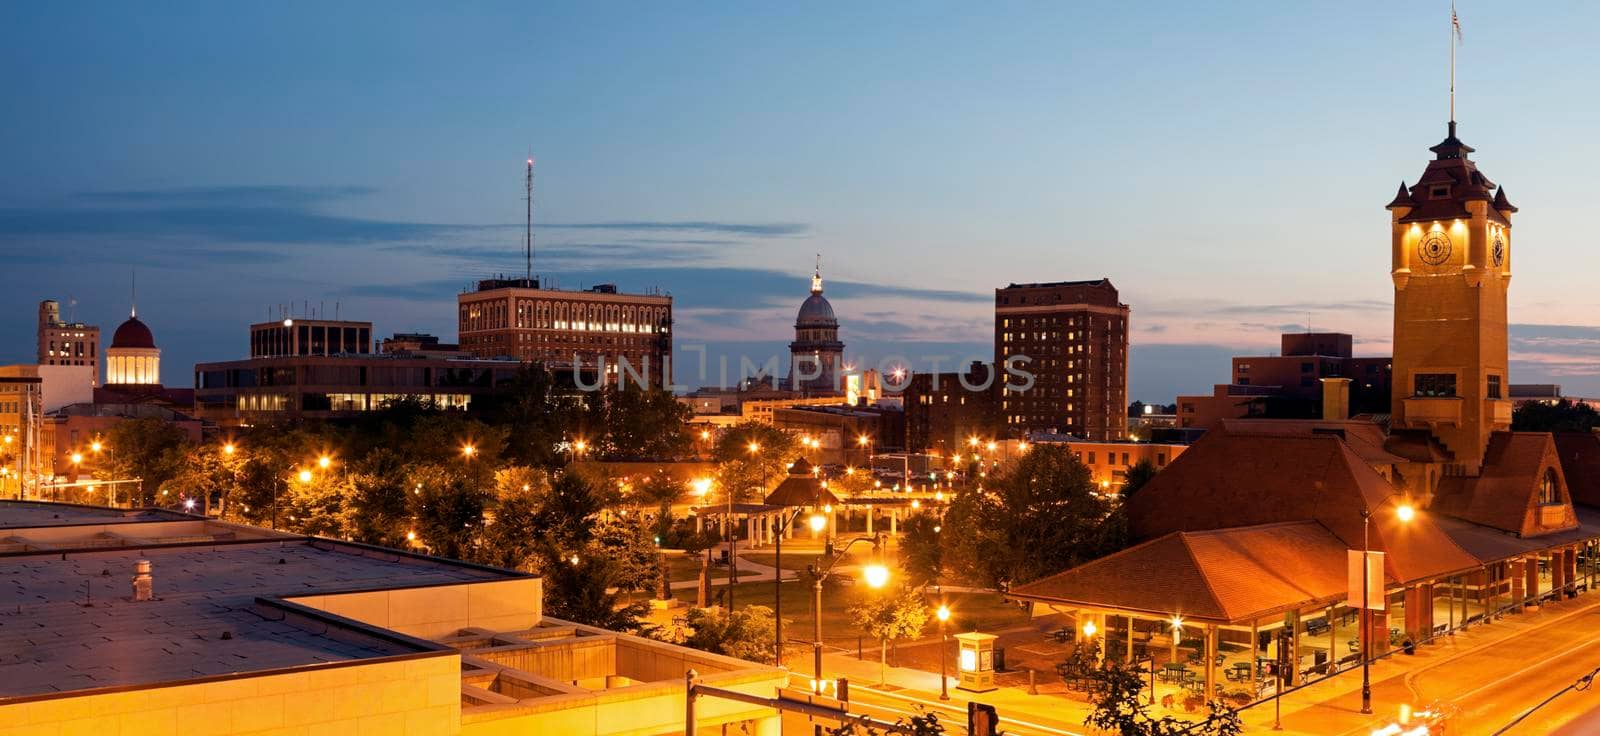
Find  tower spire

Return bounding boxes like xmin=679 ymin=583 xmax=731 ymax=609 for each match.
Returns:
xmin=524 ymin=153 xmax=535 ymax=282
xmin=1450 ymin=3 xmax=1462 ymax=124
xmin=811 ymin=253 xmax=823 ymax=293
xmin=130 ymin=268 xmax=137 ymax=318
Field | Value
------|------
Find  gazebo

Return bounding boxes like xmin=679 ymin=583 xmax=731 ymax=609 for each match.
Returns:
xmin=760 ymin=457 xmax=842 ymax=541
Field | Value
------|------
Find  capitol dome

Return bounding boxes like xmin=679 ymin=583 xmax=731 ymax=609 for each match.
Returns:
xmin=110 ymin=316 xmax=156 ymax=349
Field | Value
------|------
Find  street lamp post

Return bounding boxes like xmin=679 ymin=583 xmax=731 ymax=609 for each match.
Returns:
xmin=806 ymin=533 xmax=888 ymax=689
xmin=936 ymin=603 xmax=951 ymax=700
xmin=1359 ymin=497 xmax=1415 ymax=715
xmin=768 ymin=507 xmax=816 ymax=667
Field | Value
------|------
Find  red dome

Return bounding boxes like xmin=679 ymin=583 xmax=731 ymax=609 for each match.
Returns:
xmin=110 ymin=316 xmax=156 ymax=349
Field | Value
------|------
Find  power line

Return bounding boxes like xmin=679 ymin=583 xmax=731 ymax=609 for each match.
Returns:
xmin=1491 ymin=663 xmax=1600 ymax=735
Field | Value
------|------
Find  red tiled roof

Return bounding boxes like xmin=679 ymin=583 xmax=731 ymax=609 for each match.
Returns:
xmin=1125 ymin=424 xmax=1478 ymax=584
xmin=1215 ymin=418 xmax=1403 ymax=466
xmin=1010 ymin=521 xmax=1351 ymax=625
xmin=1432 ymin=432 xmax=1575 ymax=536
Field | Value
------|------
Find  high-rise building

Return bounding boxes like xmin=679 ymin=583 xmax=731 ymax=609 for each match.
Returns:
xmin=903 ymin=361 xmax=996 ymax=454
xmin=1387 ymin=121 xmax=1515 ymax=474
xmin=457 ymin=278 xmax=672 ymax=388
xmin=36 ymin=300 xmax=99 ymax=386
xmin=995 ymin=279 xmax=1129 ymax=440
xmin=789 ymin=263 xmax=844 ymax=394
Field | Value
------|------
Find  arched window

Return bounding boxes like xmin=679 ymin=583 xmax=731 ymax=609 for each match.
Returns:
xmin=1539 ymin=468 xmax=1560 ymax=505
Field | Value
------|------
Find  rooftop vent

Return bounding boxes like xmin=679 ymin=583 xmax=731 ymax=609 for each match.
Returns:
xmin=132 ymin=559 xmax=153 ymax=602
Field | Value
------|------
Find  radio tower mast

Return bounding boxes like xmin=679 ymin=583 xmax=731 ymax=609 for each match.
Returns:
xmin=524 ymin=154 xmax=535 ymax=283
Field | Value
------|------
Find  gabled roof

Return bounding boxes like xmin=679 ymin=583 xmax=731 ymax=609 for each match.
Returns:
xmin=1125 ymin=424 xmax=1479 ymax=584
xmin=1010 ymin=521 xmax=1351 ymax=625
xmin=1432 ymin=432 xmax=1575 ymax=537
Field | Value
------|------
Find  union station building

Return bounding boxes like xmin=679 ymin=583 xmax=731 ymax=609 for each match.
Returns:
xmin=1011 ymin=122 xmax=1600 ymax=702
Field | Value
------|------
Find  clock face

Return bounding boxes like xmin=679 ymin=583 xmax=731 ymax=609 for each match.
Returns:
xmin=1418 ymin=231 xmax=1453 ymax=266
xmin=1492 ymin=234 xmax=1505 ymax=267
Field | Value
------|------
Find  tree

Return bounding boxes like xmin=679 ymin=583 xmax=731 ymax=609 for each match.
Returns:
xmin=479 ymin=474 xmax=547 ymax=571
xmin=593 ymin=385 xmax=692 ymax=460
xmin=848 ymin=587 xmax=929 ymax=684
xmin=1121 ymin=459 xmax=1159 ymax=500
xmin=539 ymin=543 xmax=650 ymax=632
xmin=712 ymin=421 xmax=797 ymax=503
xmin=408 ymin=463 xmax=492 ymax=561
xmin=595 ymin=512 xmax=663 ymax=593
xmin=1085 ymin=659 xmax=1242 ymax=736
xmin=1513 ymin=398 xmax=1600 ymax=433
xmin=171 ymin=442 xmax=247 ymax=515
xmin=100 ymin=418 xmax=192 ymax=506
xmin=898 ymin=514 xmax=944 ymax=588
xmin=681 ymin=605 xmax=777 ymax=664
xmin=280 ymin=469 xmax=354 ymax=538
xmin=827 ymin=710 xmax=945 ymax=736
xmin=944 ymin=444 xmax=1113 ymax=588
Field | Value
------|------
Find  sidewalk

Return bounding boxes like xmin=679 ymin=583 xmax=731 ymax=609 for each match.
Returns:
xmin=778 ymin=592 xmax=1600 ymax=735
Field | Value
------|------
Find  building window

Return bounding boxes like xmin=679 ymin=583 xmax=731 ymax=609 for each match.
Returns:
xmin=1414 ymin=373 xmax=1457 ymax=397
xmin=1539 ymin=468 xmax=1560 ymax=505
xmin=1487 ymin=374 xmax=1502 ymax=400
xmin=1300 ymin=362 xmax=1314 ymax=373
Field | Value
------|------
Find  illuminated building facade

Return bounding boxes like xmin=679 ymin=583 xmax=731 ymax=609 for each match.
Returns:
xmin=457 ymin=278 xmax=672 ymax=388
xmin=995 ymin=279 xmax=1129 ymax=441
xmin=788 ymin=264 xmax=845 ymax=394
xmin=36 ymin=299 xmax=99 ymax=386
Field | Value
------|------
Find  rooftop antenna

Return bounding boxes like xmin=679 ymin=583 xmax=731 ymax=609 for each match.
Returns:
xmin=1450 ymin=3 xmax=1462 ymax=124
xmin=524 ymin=153 xmax=535 ymax=282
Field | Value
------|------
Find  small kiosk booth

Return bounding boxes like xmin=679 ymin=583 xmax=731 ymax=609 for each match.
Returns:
xmin=955 ymin=632 xmax=999 ymax=692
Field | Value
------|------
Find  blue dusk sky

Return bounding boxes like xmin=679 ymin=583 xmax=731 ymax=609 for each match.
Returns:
xmin=3 ymin=2 xmax=1599 ymax=402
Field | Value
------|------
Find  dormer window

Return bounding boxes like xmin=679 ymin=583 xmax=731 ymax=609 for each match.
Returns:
xmin=1431 ymin=185 xmax=1451 ymax=198
xmin=1539 ymin=468 xmax=1560 ymax=505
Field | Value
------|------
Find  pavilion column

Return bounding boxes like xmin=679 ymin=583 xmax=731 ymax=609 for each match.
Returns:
xmin=1203 ymin=625 xmax=1217 ymax=698
xmin=1249 ymin=620 xmax=1259 ymax=685
xmin=1511 ymin=558 xmax=1526 ymax=610
xmin=866 ymin=508 xmax=874 ymax=535
xmin=1566 ymin=547 xmax=1579 ymax=596
xmin=1125 ymin=615 xmax=1134 ymax=664
xmin=890 ymin=510 xmax=898 ymax=536
xmin=1526 ymin=554 xmax=1541 ymax=609
xmin=1553 ymin=549 xmax=1567 ymax=598
xmin=1326 ymin=605 xmax=1336 ymax=669
xmin=695 ymin=513 xmax=703 ymax=534
xmin=1286 ymin=611 xmax=1300 ymax=686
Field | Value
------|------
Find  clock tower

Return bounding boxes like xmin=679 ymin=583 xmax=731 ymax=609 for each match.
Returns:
xmin=1387 ymin=121 xmax=1518 ymax=474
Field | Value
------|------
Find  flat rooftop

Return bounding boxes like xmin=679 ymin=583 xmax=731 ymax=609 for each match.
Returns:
xmin=0 ymin=501 xmax=191 ymax=529
xmin=0 ymin=535 xmax=506 ymax=697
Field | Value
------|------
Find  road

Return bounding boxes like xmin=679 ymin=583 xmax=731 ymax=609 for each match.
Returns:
xmin=1404 ymin=604 xmax=1600 ymax=735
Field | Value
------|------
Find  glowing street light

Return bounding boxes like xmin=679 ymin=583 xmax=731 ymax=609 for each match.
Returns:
xmin=691 ymin=478 xmax=711 ymax=497
xmin=90 ymin=440 xmax=103 ymax=453
xmin=862 ymin=563 xmax=890 ymax=589
xmin=461 ymin=443 xmax=477 ymax=459
xmin=70 ymin=452 xmax=83 ymax=465
xmin=808 ymin=512 xmax=827 ymax=534
xmin=317 ymin=455 xmax=332 ymax=470
xmin=222 ymin=442 xmax=236 ymax=456
xmin=297 ymin=469 xmax=313 ymax=484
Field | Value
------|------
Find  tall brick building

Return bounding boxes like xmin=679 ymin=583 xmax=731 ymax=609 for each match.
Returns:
xmin=36 ymin=300 xmax=99 ymax=386
xmin=995 ymin=279 xmax=1129 ymax=440
xmin=457 ymin=278 xmax=672 ymax=388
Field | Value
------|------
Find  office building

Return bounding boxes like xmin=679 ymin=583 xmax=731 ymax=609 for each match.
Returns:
xmin=457 ymin=278 xmax=672 ymax=388
xmin=36 ymin=299 xmax=99 ymax=385
xmin=251 ymin=318 xmax=373 ymax=358
xmin=995 ymin=279 xmax=1129 ymax=440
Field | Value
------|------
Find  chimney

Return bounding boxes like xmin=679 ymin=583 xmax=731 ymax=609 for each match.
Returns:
xmin=1320 ymin=378 xmax=1352 ymax=421
xmin=132 ymin=559 xmax=153 ymax=601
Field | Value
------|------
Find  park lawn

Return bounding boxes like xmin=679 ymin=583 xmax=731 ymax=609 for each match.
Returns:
xmin=662 ymin=552 xmax=727 ymax=583
xmin=726 ymin=580 xmax=1028 ymax=654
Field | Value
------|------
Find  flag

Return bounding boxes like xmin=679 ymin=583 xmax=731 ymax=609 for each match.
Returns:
xmin=1452 ymin=5 xmax=1463 ymax=43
